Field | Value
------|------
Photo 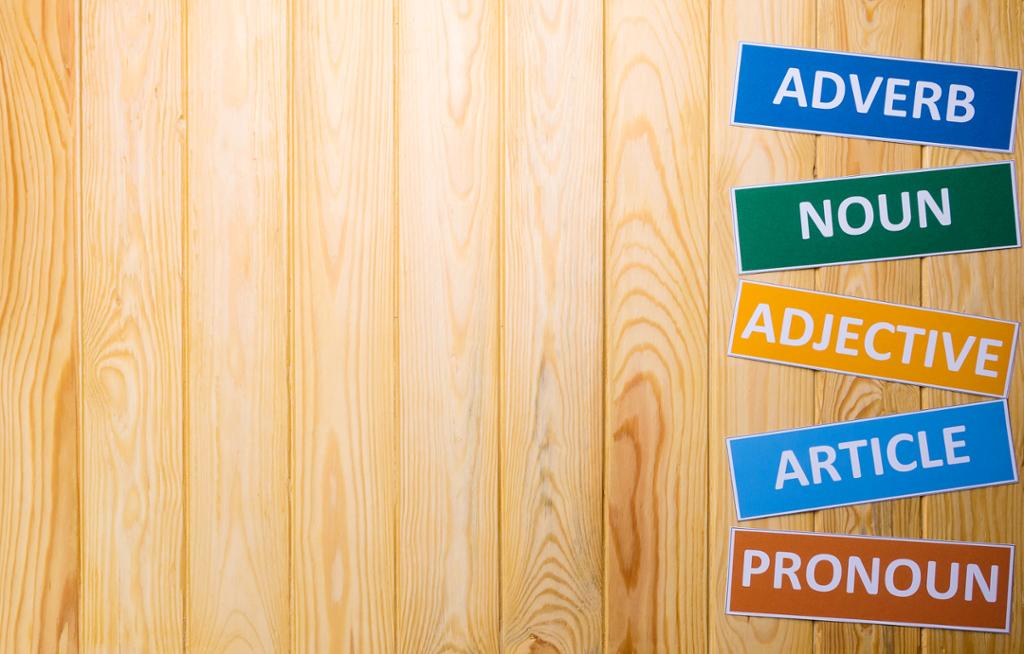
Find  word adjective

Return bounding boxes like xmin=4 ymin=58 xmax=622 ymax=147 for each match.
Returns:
xmin=728 ymin=281 xmax=1018 ymax=397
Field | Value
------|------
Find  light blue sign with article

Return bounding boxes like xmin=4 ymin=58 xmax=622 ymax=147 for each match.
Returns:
xmin=728 ymin=401 xmax=1017 ymax=520
xmin=732 ymin=43 xmax=1021 ymax=152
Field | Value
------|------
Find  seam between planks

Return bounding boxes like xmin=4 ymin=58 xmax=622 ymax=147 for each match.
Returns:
xmin=391 ymin=0 xmax=400 ymax=650
xmin=920 ymin=0 xmax=928 ymax=530
xmin=287 ymin=0 xmax=295 ymax=650
xmin=497 ymin=0 xmax=505 ymax=645
xmin=181 ymin=0 xmax=190 ymax=648
xmin=919 ymin=3 xmax=929 ymax=651
xmin=705 ymin=1 xmax=713 ymax=650
xmin=917 ymin=8 xmax=926 ymax=654
xmin=600 ymin=0 xmax=608 ymax=647
xmin=920 ymin=5 xmax=929 ymax=650
xmin=810 ymin=3 xmax=819 ymax=650
xmin=75 ymin=0 xmax=84 ymax=646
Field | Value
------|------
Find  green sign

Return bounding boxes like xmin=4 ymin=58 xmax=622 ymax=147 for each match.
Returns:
xmin=733 ymin=161 xmax=1020 ymax=274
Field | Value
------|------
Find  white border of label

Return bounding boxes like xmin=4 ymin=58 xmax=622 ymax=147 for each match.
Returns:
xmin=726 ymin=280 xmax=1021 ymax=398
xmin=731 ymin=160 xmax=1022 ymax=275
xmin=725 ymin=527 xmax=1016 ymax=633
xmin=725 ymin=399 xmax=1018 ymax=520
xmin=730 ymin=42 xmax=1022 ymax=153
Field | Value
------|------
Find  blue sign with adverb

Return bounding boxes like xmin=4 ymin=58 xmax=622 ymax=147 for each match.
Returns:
xmin=732 ymin=43 xmax=1021 ymax=152
xmin=727 ymin=401 xmax=1017 ymax=520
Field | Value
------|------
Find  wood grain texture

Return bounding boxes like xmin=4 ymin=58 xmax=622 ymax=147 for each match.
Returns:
xmin=79 ymin=0 xmax=184 ymax=649
xmin=396 ymin=0 xmax=500 ymax=650
xmin=708 ymin=1 xmax=817 ymax=652
xmin=4 ymin=2 xmax=1024 ymax=648
xmin=500 ymin=1 xmax=604 ymax=652
xmin=921 ymin=1 xmax=1023 ymax=651
xmin=0 ymin=1 xmax=80 ymax=651
xmin=812 ymin=1 xmax=923 ymax=652
xmin=604 ymin=0 xmax=708 ymax=650
xmin=291 ymin=0 xmax=395 ymax=650
xmin=186 ymin=0 xmax=290 ymax=650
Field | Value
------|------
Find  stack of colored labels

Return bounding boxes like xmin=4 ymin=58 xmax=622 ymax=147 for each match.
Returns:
xmin=725 ymin=43 xmax=1021 ymax=634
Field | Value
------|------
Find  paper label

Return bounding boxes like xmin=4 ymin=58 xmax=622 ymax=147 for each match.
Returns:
xmin=728 ymin=401 xmax=1017 ymax=520
xmin=728 ymin=528 xmax=1014 ymax=632
xmin=732 ymin=43 xmax=1021 ymax=151
xmin=733 ymin=162 xmax=1020 ymax=273
xmin=728 ymin=281 xmax=1019 ymax=397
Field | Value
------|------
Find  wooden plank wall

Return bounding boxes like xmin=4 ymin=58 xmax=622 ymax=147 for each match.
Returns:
xmin=80 ymin=0 xmax=183 ymax=649
xmin=921 ymin=3 xmax=1024 ymax=651
xmin=812 ymin=2 xmax=922 ymax=652
xmin=0 ymin=0 xmax=1021 ymax=652
xmin=605 ymin=0 xmax=708 ymax=649
xmin=503 ymin=1 xmax=603 ymax=652
xmin=0 ymin=1 xmax=79 ymax=651
xmin=709 ymin=3 xmax=816 ymax=653
xmin=186 ymin=0 xmax=290 ymax=649
xmin=396 ymin=0 xmax=500 ymax=650
xmin=292 ymin=0 xmax=394 ymax=651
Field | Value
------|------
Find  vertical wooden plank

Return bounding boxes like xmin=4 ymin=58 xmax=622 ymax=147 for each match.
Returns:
xmin=396 ymin=0 xmax=500 ymax=650
xmin=604 ymin=0 xmax=708 ymax=650
xmin=79 ymin=0 xmax=184 ymax=649
xmin=0 ymin=1 xmax=79 ymax=651
xmin=501 ymin=1 xmax=603 ymax=652
xmin=186 ymin=0 xmax=290 ymax=649
xmin=812 ymin=2 xmax=922 ymax=652
xmin=922 ymin=1 xmax=1023 ymax=651
xmin=708 ymin=1 xmax=817 ymax=652
xmin=292 ymin=0 xmax=394 ymax=650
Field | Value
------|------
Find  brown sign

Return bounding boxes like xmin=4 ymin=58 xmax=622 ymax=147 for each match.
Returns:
xmin=727 ymin=528 xmax=1014 ymax=632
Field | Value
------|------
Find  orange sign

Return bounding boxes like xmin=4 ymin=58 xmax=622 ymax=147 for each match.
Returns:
xmin=729 ymin=281 xmax=1018 ymax=397
xmin=728 ymin=528 xmax=1014 ymax=632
